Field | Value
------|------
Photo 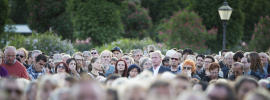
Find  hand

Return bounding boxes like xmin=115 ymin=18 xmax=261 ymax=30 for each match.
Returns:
xmin=71 ymin=68 xmax=78 ymax=75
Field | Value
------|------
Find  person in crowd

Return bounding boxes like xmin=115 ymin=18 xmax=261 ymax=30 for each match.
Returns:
xmin=162 ymin=56 xmax=170 ymax=68
xmin=193 ymin=81 xmax=209 ymax=91
xmin=258 ymin=79 xmax=269 ymax=89
xmin=243 ymin=88 xmax=270 ymax=100
xmin=111 ymin=47 xmax=123 ymax=60
xmin=31 ymin=50 xmax=42 ymax=64
xmin=234 ymin=76 xmax=258 ymax=100
xmin=221 ymin=52 xmax=234 ymax=78
xmin=202 ymin=62 xmax=222 ymax=82
xmin=44 ymin=63 xmax=52 ymax=74
xmin=147 ymin=80 xmax=176 ymax=100
xmin=110 ymin=57 xmax=118 ymax=67
xmin=219 ymin=49 xmax=229 ymax=69
xmin=72 ymin=52 xmax=87 ymax=73
xmin=25 ymin=81 xmax=37 ymax=100
xmin=182 ymin=59 xmax=201 ymax=80
xmin=214 ymin=55 xmax=221 ymax=62
xmin=17 ymin=48 xmax=30 ymax=69
xmin=206 ymin=83 xmax=234 ymax=100
xmin=48 ymin=56 xmax=56 ymax=73
xmin=233 ymin=51 xmax=244 ymax=62
xmin=106 ymin=74 xmax=121 ymax=87
xmin=48 ymin=87 xmax=70 ymax=100
xmin=228 ymin=62 xmax=244 ymax=81
xmin=114 ymin=59 xmax=128 ymax=77
xmin=120 ymin=80 xmax=147 ymax=100
xmin=27 ymin=51 xmax=33 ymax=65
xmin=0 ymin=52 xmax=9 ymax=77
xmin=62 ymin=54 xmax=71 ymax=63
xmin=259 ymin=53 xmax=270 ymax=74
xmin=177 ymin=91 xmax=208 ymax=100
xmin=241 ymin=57 xmax=261 ymax=79
xmin=82 ymin=51 xmax=91 ymax=61
xmin=149 ymin=51 xmax=171 ymax=77
xmin=27 ymin=54 xmax=47 ymax=80
xmin=55 ymin=62 xmax=70 ymax=74
xmin=195 ymin=54 xmax=205 ymax=74
xmin=36 ymin=75 xmax=61 ymax=100
xmin=0 ymin=79 xmax=24 ymax=100
xmin=132 ymin=49 xmax=143 ymax=66
xmin=66 ymin=58 xmax=81 ymax=78
xmin=90 ymin=48 xmax=99 ymax=57
xmin=183 ymin=48 xmax=194 ymax=60
xmin=127 ymin=64 xmax=140 ymax=79
xmin=173 ymin=75 xmax=191 ymax=95
xmin=122 ymin=56 xmax=133 ymax=68
xmin=197 ymin=55 xmax=216 ymax=79
xmin=250 ymin=52 xmax=268 ymax=78
xmin=98 ymin=66 xmax=106 ymax=76
xmin=169 ymin=53 xmax=182 ymax=74
xmin=139 ymin=57 xmax=153 ymax=71
xmin=87 ymin=57 xmax=103 ymax=79
xmin=101 ymin=50 xmax=115 ymax=77
xmin=147 ymin=45 xmax=156 ymax=56
xmin=1 ymin=46 xmax=29 ymax=79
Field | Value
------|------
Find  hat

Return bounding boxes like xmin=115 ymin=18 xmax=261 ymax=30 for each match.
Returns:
xmin=166 ymin=49 xmax=176 ymax=57
xmin=163 ymin=56 xmax=170 ymax=62
xmin=53 ymin=54 xmax=62 ymax=63
xmin=111 ymin=47 xmax=121 ymax=53
xmin=128 ymin=64 xmax=141 ymax=73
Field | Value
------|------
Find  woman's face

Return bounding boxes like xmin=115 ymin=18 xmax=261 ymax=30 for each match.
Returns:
xmin=129 ymin=68 xmax=138 ymax=78
xmin=143 ymin=60 xmax=151 ymax=70
xmin=182 ymin=65 xmax=192 ymax=75
xmin=57 ymin=63 xmax=66 ymax=73
xmin=69 ymin=60 xmax=76 ymax=70
xmin=117 ymin=61 xmax=125 ymax=71
xmin=237 ymin=81 xmax=257 ymax=100
xmin=44 ymin=66 xmax=50 ymax=74
xmin=209 ymin=68 xmax=219 ymax=79
xmin=91 ymin=59 xmax=101 ymax=70
xmin=110 ymin=61 xmax=116 ymax=66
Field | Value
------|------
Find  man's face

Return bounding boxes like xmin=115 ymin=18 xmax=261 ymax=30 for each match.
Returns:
xmin=113 ymin=51 xmax=122 ymax=60
xmin=134 ymin=52 xmax=143 ymax=63
xmin=74 ymin=55 xmax=83 ymax=67
xmin=91 ymin=50 xmax=99 ymax=57
xmin=174 ymin=79 xmax=190 ymax=95
xmin=196 ymin=57 xmax=204 ymax=67
xmin=17 ymin=50 xmax=26 ymax=63
xmin=5 ymin=50 xmax=16 ymax=65
xmin=207 ymin=85 xmax=227 ymax=100
xmin=204 ymin=58 xmax=213 ymax=70
xmin=241 ymin=58 xmax=250 ymax=69
xmin=232 ymin=64 xmax=243 ymax=78
xmin=34 ymin=60 xmax=46 ymax=72
xmin=83 ymin=54 xmax=90 ymax=61
xmin=3 ymin=80 xmax=23 ymax=100
xmin=170 ymin=54 xmax=179 ymax=66
xmin=151 ymin=54 xmax=161 ymax=67
xmin=221 ymin=52 xmax=228 ymax=59
xmin=48 ymin=59 xmax=55 ymax=68
xmin=124 ymin=59 xmax=131 ymax=67
xmin=102 ymin=52 xmax=111 ymax=64
xmin=226 ymin=54 xmax=233 ymax=66
xmin=259 ymin=53 xmax=268 ymax=65
xmin=32 ymin=52 xmax=42 ymax=63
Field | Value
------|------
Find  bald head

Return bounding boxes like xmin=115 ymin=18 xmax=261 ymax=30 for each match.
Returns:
xmin=4 ymin=46 xmax=17 ymax=55
xmin=4 ymin=46 xmax=17 ymax=65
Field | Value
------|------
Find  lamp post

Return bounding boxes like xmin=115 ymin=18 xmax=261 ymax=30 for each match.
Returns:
xmin=218 ymin=0 xmax=233 ymax=50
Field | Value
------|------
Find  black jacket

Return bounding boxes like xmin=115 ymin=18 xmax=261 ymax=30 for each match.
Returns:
xmin=197 ymin=69 xmax=206 ymax=79
xmin=23 ymin=63 xmax=30 ymax=69
xmin=149 ymin=66 xmax=171 ymax=74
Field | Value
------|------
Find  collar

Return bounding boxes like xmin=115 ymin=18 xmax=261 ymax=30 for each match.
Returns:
xmin=5 ymin=59 xmax=17 ymax=65
xmin=264 ymin=62 xmax=268 ymax=68
xmin=244 ymin=70 xmax=251 ymax=75
xmin=153 ymin=66 xmax=161 ymax=70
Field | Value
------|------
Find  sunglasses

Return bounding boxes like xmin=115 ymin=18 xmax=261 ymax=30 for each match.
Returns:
xmin=4 ymin=88 xmax=22 ymax=95
xmin=183 ymin=66 xmax=192 ymax=70
xmin=91 ymin=52 xmax=97 ymax=54
xmin=171 ymin=58 xmax=179 ymax=61
xmin=16 ymin=54 xmax=24 ymax=58
xmin=57 ymin=65 xmax=66 ymax=69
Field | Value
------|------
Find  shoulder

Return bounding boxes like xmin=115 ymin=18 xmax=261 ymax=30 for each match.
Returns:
xmin=227 ymin=75 xmax=235 ymax=80
xmin=192 ymin=74 xmax=201 ymax=80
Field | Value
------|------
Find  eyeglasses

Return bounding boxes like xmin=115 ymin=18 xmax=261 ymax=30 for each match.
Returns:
xmin=183 ymin=66 xmax=192 ymax=70
xmin=57 ymin=65 xmax=66 ymax=69
xmin=16 ymin=54 xmax=24 ymax=58
xmin=91 ymin=52 xmax=97 ymax=54
xmin=76 ymin=59 xmax=82 ymax=62
xmin=171 ymin=58 xmax=179 ymax=61
xmin=144 ymin=63 xmax=151 ymax=66
xmin=4 ymin=88 xmax=22 ymax=95
xmin=204 ymin=61 xmax=212 ymax=64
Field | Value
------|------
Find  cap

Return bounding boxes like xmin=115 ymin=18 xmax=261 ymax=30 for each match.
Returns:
xmin=166 ymin=49 xmax=176 ymax=57
xmin=128 ymin=64 xmax=141 ymax=73
xmin=111 ymin=47 xmax=121 ymax=53
xmin=53 ymin=54 xmax=62 ymax=63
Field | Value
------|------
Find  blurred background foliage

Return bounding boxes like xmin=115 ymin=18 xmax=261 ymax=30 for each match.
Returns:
xmin=0 ymin=0 xmax=269 ymax=54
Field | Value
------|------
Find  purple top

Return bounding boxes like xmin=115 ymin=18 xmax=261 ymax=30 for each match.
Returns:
xmin=0 ymin=66 xmax=9 ymax=77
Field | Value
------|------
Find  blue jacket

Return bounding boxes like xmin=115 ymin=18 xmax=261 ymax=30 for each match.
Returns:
xmin=149 ymin=65 xmax=171 ymax=74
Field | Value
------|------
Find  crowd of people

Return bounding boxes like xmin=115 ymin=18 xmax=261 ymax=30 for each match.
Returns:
xmin=0 ymin=45 xmax=270 ymax=100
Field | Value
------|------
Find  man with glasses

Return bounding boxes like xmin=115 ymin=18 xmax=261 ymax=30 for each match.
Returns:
xmin=169 ymin=53 xmax=182 ymax=74
xmin=228 ymin=62 xmax=244 ymax=81
xmin=241 ymin=57 xmax=261 ymax=80
xmin=132 ymin=49 xmax=143 ymax=66
xmin=27 ymin=54 xmax=47 ymax=80
xmin=82 ymin=51 xmax=91 ymax=61
xmin=72 ymin=52 xmax=86 ymax=73
xmin=1 ymin=46 xmax=29 ymax=79
xmin=0 ymin=79 xmax=24 ymax=100
xmin=90 ymin=48 xmax=99 ymax=57
xmin=17 ymin=48 xmax=30 ymax=69
xmin=197 ymin=55 xmax=215 ymax=79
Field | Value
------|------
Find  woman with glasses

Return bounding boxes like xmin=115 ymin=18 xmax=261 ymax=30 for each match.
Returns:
xmin=0 ymin=52 xmax=9 ymax=77
xmin=139 ymin=57 xmax=153 ymax=71
xmin=182 ymin=59 xmax=201 ymax=80
xmin=55 ymin=62 xmax=70 ymax=74
xmin=202 ymin=62 xmax=222 ymax=82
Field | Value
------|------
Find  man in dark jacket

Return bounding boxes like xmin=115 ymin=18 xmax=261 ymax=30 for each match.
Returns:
xmin=241 ymin=57 xmax=261 ymax=80
xmin=149 ymin=51 xmax=170 ymax=76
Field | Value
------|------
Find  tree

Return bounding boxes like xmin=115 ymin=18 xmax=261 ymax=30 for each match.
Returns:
xmin=158 ymin=10 xmax=217 ymax=53
xmin=186 ymin=0 xmax=245 ymax=52
xmin=0 ymin=0 xmax=9 ymax=35
xmin=67 ymin=0 xmax=124 ymax=46
xmin=247 ymin=16 xmax=270 ymax=52
xmin=121 ymin=2 xmax=152 ymax=39
xmin=26 ymin=0 xmax=74 ymax=40
xmin=9 ymin=0 xmax=28 ymax=24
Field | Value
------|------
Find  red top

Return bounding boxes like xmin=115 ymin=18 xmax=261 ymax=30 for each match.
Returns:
xmin=1 ymin=60 xmax=29 ymax=80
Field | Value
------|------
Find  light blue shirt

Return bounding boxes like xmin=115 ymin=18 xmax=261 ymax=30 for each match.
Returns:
xmin=255 ymin=68 xmax=268 ymax=79
xmin=244 ymin=70 xmax=251 ymax=75
xmin=103 ymin=64 xmax=115 ymax=77
xmin=264 ymin=62 xmax=268 ymax=71
xmin=169 ymin=65 xmax=182 ymax=74
xmin=5 ymin=59 xmax=17 ymax=65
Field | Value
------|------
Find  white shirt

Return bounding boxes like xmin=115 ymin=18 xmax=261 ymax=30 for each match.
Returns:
xmin=153 ymin=66 xmax=161 ymax=77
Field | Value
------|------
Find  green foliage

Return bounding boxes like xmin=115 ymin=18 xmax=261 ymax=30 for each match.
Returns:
xmin=74 ymin=43 xmax=94 ymax=52
xmin=247 ymin=16 xmax=270 ymax=52
xmin=187 ymin=0 xmax=245 ymax=52
xmin=241 ymin=0 xmax=270 ymax=43
xmin=95 ymin=38 xmax=168 ymax=54
xmin=121 ymin=2 xmax=152 ymax=39
xmin=0 ymin=0 xmax=9 ymax=35
xmin=158 ymin=10 xmax=217 ymax=54
xmin=9 ymin=0 xmax=28 ymax=24
xmin=67 ymin=0 xmax=123 ymax=46
xmin=26 ymin=0 xmax=74 ymax=40
xmin=8 ymin=31 xmax=77 ymax=55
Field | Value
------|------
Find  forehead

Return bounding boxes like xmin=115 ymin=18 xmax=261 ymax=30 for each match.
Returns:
xmin=59 ymin=63 xmax=64 ymax=66
xmin=226 ymin=54 xmax=233 ymax=58
xmin=70 ymin=60 xmax=76 ymax=63
xmin=91 ymin=50 xmax=97 ymax=52
xmin=83 ymin=53 xmax=90 ymax=56
xmin=233 ymin=64 xmax=241 ymax=68
xmin=135 ymin=51 xmax=143 ymax=55
xmin=171 ymin=54 xmax=179 ymax=58
xmin=74 ymin=55 xmax=82 ymax=59
xmin=241 ymin=58 xmax=247 ymax=62
xmin=197 ymin=57 xmax=203 ymax=60
xmin=151 ymin=53 xmax=160 ymax=58
xmin=118 ymin=61 xmax=125 ymax=64
xmin=17 ymin=50 xmax=25 ymax=54
xmin=259 ymin=53 xmax=267 ymax=57
xmin=205 ymin=58 xmax=212 ymax=61
xmin=102 ymin=52 xmax=110 ymax=56
xmin=113 ymin=51 xmax=120 ymax=53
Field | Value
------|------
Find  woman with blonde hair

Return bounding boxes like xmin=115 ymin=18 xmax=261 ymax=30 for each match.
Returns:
xmin=182 ymin=60 xmax=201 ymax=80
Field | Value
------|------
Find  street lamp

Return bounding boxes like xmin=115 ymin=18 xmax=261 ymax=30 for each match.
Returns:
xmin=218 ymin=0 xmax=233 ymax=50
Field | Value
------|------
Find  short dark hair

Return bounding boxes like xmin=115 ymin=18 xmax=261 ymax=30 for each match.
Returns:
xmin=214 ymin=83 xmax=234 ymax=100
xmin=183 ymin=48 xmax=194 ymax=55
xmin=106 ymin=74 xmax=121 ymax=83
xmin=205 ymin=55 xmax=215 ymax=62
xmin=66 ymin=58 xmax=77 ymax=69
xmin=196 ymin=54 xmax=205 ymax=60
xmin=35 ymin=54 xmax=47 ymax=62
xmin=28 ymin=51 xmax=32 ymax=59
xmin=221 ymin=49 xmax=229 ymax=55
xmin=233 ymin=51 xmax=244 ymax=62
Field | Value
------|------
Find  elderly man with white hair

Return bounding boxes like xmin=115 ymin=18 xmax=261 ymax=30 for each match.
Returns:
xmin=259 ymin=53 xmax=270 ymax=74
xmin=62 ymin=54 xmax=71 ymax=63
xmin=221 ymin=52 xmax=234 ymax=79
xmin=1 ymin=46 xmax=29 ymax=79
xmin=149 ymin=51 xmax=171 ymax=77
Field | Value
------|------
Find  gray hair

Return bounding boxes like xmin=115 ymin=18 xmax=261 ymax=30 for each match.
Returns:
xmin=139 ymin=57 xmax=153 ymax=69
xmin=4 ymin=46 xmax=17 ymax=54
xmin=49 ymin=87 xmax=70 ymax=100
xmin=133 ymin=49 xmax=143 ymax=57
xmin=25 ymin=81 xmax=37 ymax=94
xmin=225 ymin=52 xmax=234 ymax=59
xmin=150 ymin=50 xmax=163 ymax=59
xmin=32 ymin=50 xmax=42 ymax=58
xmin=233 ymin=62 xmax=244 ymax=69
xmin=62 ymin=54 xmax=71 ymax=59
xmin=83 ymin=51 xmax=91 ymax=56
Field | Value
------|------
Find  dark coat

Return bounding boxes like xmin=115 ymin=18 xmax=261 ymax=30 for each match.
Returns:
xmin=23 ymin=63 xmax=30 ymax=69
xmin=149 ymin=65 xmax=171 ymax=74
